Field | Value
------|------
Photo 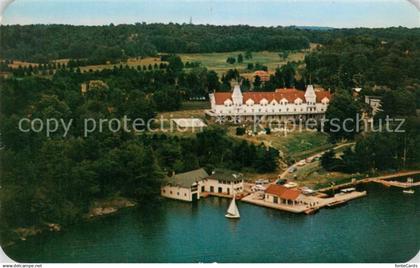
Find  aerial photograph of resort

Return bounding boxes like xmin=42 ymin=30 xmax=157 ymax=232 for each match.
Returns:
xmin=0 ymin=0 xmax=419 ymax=266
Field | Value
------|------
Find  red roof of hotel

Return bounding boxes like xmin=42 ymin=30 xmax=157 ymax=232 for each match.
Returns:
xmin=214 ymin=92 xmax=232 ymax=105
xmin=315 ymin=91 xmax=331 ymax=102
xmin=265 ymin=184 xmax=301 ymax=200
xmin=213 ymin=88 xmax=330 ymax=105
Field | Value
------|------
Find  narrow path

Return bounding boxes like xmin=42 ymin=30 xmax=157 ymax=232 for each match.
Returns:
xmin=278 ymin=142 xmax=355 ymax=179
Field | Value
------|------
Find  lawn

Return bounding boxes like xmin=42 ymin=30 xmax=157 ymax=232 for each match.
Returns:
xmin=179 ymin=50 xmax=306 ymax=75
xmin=180 ymin=101 xmax=210 ymax=110
xmin=7 ymin=46 xmax=314 ymax=77
xmin=229 ymin=130 xmax=333 ymax=161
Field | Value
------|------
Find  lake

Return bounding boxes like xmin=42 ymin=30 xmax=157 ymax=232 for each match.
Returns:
xmin=4 ymin=183 xmax=419 ymax=263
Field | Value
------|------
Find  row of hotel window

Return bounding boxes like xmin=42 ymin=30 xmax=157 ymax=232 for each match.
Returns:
xmin=224 ymin=101 xmax=324 ymax=107
xmin=218 ymin=107 xmax=323 ymax=113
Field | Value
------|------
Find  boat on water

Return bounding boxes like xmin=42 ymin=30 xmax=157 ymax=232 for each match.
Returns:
xmin=225 ymin=195 xmax=240 ymax=219
xmin=341 ymin=187 xmax=356 ymax=193
xmin=327 ymin=200 xmax=348 ymax=208
xmin=304 ymin=207 xmax=319 ymax=215
xmin=403 ymin=189 xmax=415 ymax=194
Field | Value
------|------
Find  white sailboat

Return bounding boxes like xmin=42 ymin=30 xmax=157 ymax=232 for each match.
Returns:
xmin=225 ymin=194 xmax=240 ymax=219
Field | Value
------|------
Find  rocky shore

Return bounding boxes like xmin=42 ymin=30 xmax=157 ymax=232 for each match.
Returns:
xmin=87 ymin=197 xmax=136 ymax=218
xmin=7 ymin=197 xmax=136 ymax=246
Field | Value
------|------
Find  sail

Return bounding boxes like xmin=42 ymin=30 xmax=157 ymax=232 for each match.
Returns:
xmin=227 ymin=197 xmax=240 ymax=217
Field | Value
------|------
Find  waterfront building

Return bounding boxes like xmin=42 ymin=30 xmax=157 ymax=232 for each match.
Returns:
xmin=161 ymin=168 xmax=245 ymax=201
xmin=202 ymin=169 xmax=244 ymax=196
xmin=264 ymin=184 xmax=302 ymax=206
xmin=264 ymin=184 xmax=321 ymax=207
xmin=206 ymin=84 xmax=331 ymax=123
xmin=161 ymin=168 xmax=209 ymax=202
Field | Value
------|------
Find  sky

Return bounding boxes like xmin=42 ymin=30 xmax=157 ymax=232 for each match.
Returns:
xmin=1 ymin=0 xmax=419 ymax=28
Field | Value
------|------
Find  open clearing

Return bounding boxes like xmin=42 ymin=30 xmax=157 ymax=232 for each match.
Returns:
xmin=229 ymin=130 xmax=333 ymax=161
xmin=179 ymin=50 xmax=306 ymax=76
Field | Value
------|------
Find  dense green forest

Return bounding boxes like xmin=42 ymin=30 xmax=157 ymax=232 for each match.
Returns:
xmin=0 ymin=64 xmax=278 ymax=244
xmin=321 ymin=90 xmax=420 ymax=173
xmin=305 ymin=35 xmax=420 ymax=90
xmin=1 ymin=23 xmax=419 ymax=63
xmin=305 ymin=28 xmax=420 ymax=173
xmin=0 ymin=23 xmax=314 ymax=62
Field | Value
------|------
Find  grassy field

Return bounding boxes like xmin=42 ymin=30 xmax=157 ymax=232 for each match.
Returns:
xmin=229 ymin=130 xmax=333 ymax=160
xmin=180 ymin=101 xmax=210 ymax=110
xmin=179 ymin=50 xmax=306 ymax=76
xmin=284 ymin=161 xmax=364 ymax=189
xmin=6 ymin=44 xmax=317 ymax=77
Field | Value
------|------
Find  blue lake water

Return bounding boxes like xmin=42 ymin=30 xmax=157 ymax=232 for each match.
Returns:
xmin=4 ymin=183 xmax=419 ymax=263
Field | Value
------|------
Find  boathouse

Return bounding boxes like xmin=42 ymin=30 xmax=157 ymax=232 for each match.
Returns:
xmin=265 ymin=184 xmax=302 ymax=206
xmin=202 ymin=169 xmax=244 ymax=197
xmin=161 ymin=168 xmax=209 ymax=202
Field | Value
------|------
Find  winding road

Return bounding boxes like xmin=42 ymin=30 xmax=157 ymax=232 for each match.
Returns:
xmin=278 ymin=142 xmax=355 ymax=179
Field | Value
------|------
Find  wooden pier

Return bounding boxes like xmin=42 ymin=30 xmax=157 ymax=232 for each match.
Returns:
xmin=241 ymin=190 xmax=367 ymax=214
xmin=372 ymin=179 xmax=420 ymax=188
xmin=317 ymin=170 xmax=420 ymax=192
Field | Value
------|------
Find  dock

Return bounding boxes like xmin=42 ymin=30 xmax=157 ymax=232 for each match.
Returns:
xmin=241 ymin=190 xmax=367 ymax=214
xmin=317 ymin=170 xmax=420 ymax=192
xmin=371 ymin=179 xmax=420 ymax=188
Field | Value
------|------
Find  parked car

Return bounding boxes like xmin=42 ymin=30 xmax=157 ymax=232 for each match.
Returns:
xmin=252 ymin=184 xmax=266 ymax=192
xmin=288 ymin=166 xmax=297 ymax=173
xmin=255 ymin=179 xmax=269 ymax=185
xmin=301 ymin=186 xmax=316 ymax=195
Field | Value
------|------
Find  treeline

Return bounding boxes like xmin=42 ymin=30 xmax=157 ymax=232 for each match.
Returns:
xmin=321 ymin=120 xmax=420 ymax=173
xmin=0 ymin=23 xmax=313 ymax=62
xmin=321 ymin=89 xmax=420 ymax=173
xmin=2 ymin=24 xmax=419 ymax=64
xmin=0 ymin=70 xmax=278 ymax=243
xmin=305 ymin=34 xmax=420 ymax=90
xmin=1 ymin=59 xmax=170 ymax=77
xmin=3 ymin=54 xmax=221 ymax=106
xmin=312 ymin=32 xmax=420 ymax=173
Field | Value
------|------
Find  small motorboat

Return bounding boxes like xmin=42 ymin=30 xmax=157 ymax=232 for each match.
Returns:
xmin=225 ymin=194 xmax=240 ymax=219
xmin=341 ymin=187 xmax=356 ymax=193
xmin=403 ymin=189 xmax=415 ymax=194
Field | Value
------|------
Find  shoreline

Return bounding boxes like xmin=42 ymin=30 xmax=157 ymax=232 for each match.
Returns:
xmin=3 ymin=197 xmax=137 ymax=248
xmin=4 ymin=171 xmax=419 ymax=248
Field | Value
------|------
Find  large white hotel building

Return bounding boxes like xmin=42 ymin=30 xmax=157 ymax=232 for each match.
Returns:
xmin=206 ymin=84 xmax=331 ymax=123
